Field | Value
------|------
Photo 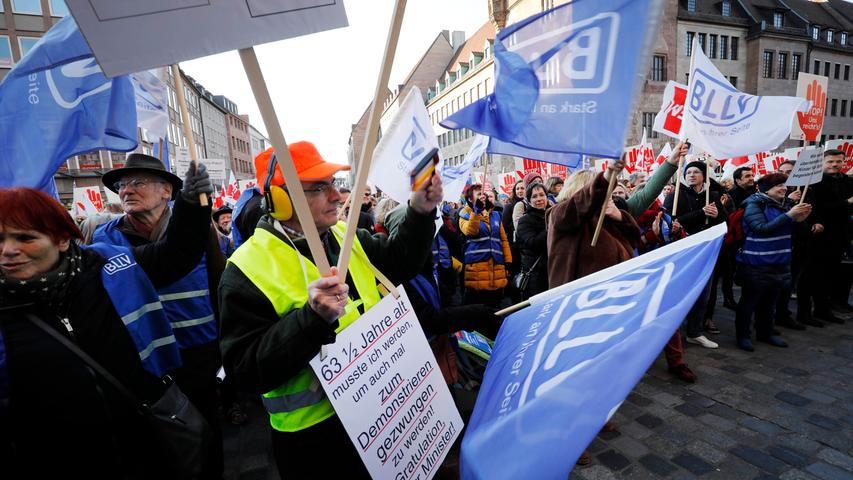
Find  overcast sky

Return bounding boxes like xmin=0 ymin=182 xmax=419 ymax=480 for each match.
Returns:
xmin=182 ymin=1 xmax=488 ymax=166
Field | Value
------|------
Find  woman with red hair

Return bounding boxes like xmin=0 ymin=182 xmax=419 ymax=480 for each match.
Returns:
xmin=0 ymin=182 xmax=211 ymax=478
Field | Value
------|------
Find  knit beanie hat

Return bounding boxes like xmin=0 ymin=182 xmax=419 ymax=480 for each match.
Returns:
xmin=757 ymin=172 xmax=788 ymax=193
xmin=523 ymin=171 xmax=544 ymax=190
xmin=683 ymin=161 xmax=707 ymax=179
xmin=525 ymin=182 xmax=545 ymax=204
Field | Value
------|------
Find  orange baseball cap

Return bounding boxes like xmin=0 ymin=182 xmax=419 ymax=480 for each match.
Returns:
xmin=254 ymin=141 xmax=351 ymax=194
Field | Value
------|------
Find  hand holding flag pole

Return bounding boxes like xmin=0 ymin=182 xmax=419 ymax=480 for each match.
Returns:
xmin=170 ymin=64 xmax=208 ymax=207
xmin=591 ymin=154 xmax=625 ymax=247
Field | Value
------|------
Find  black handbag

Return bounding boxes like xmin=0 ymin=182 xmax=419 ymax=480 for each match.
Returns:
xmin=25 ymin=314 xmax=212 ymax=479
xmin=512 ymin=256 xmax=542 ymax=292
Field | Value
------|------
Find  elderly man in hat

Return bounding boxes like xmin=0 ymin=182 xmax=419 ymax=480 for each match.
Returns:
xmin=213 ymin=205 xmax=235 ymax=258
xmin=219 ymin=141 xmax=442 ymax=479
xmin=93 ymin=154 xmax=225 ymax=478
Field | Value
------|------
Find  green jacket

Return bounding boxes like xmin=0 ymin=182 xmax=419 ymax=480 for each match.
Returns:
xmin=626 ymin=161 xmax=678 ymax=218
xmin=218 ymin=205 xmax=436 ymax=394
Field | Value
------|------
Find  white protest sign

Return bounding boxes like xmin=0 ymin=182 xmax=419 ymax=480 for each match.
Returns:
xmin=72 ymin=186 xmax=103 ymax=217
xmin=785 ymin=147 xmax=824 ymax=187
xmin=309 ymin=288 xmax=463 ymax=479
xmin=681 ymin=39 xmax=808 ymax=159
xmin=442 ymin=134 xmax=487 ymax=202
xmin=66 ymin=1 xmax=349 ymax=77
xmin=790 ymin=73 xmax=827 ymax=142
xmin=783 ymin=147 xmax=803 ymax=161
xmin=175 ymin=151 xmax=228 ymax=186
xmin=369 ymin=88 xmax=440 ymax=204
xmin=103 ymin=187 xmax=121 ymax=205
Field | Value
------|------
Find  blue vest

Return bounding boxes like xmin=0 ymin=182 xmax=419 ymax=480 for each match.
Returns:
xmin=433 ymin=234 xmax=452 ymax=270
xmin=232 ymin=186 xmax=260 ymax=249
xmin=94 ymin=217 xmax=217 ymax=349
xmin=737 ymin=202 xmax=793 ymax=266
xmin=460 ymin=209 xmax=504 ymax=264
xmin=0 ymin=243 xmax=183 ymax=411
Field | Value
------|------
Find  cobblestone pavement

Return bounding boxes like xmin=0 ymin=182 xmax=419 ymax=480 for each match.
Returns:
xmin=224 ymin=295 xmax=853 ymax=480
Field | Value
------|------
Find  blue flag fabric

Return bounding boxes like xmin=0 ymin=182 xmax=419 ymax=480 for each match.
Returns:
xmin=461 ymin=224 xmax=726 ymax=479
xmin=485 ymin=137 xmax=582 ymax=168
xmin=0 ymin=16 xmax=137 ymax=193
xmin=441 ymin=0 xmax=663 ymax=162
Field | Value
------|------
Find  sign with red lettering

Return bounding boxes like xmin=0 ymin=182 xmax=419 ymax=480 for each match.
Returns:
xmin=791 ymin=73 xmax=827 ymax=142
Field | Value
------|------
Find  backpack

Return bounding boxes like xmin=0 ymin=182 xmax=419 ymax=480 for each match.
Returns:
xmin=724 ymin=208 xmax=745 ymax=246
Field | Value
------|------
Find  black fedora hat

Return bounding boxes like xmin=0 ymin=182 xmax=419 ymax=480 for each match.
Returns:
xmin=212 ymin=205 xmax=233 ymax=221
xmin=102 ymin=153 xmax=183 ymax=198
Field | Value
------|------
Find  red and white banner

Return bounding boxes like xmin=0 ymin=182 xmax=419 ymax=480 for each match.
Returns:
xmin=72 ymin=186 xmax=103 ymax=217
xmin=721 ymin=156 xmax=755 ymax=178
xmin=825 ymin=139 xmax=853 ymax=174
xmin=653 ymin=81 xmax=687 ymax=139
xmin=650 ymin=143 xmax=672 ymax=172
xmin=783 ymin=147 xmax=803 ymax=161
xmin=497 ymin=173 xmax=518 ymax=196
xmin=791 ymin=73 xmax=828 ymax=142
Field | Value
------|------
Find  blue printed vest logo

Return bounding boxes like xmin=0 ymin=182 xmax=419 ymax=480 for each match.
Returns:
xmin=103 ymin=253 xmax=136 ymax=275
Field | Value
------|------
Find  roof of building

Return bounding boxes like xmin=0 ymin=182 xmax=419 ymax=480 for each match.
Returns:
xmin=444 ymin=22 xmax=495 ymax=74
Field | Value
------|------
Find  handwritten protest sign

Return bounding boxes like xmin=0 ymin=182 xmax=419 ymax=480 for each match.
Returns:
xmin=785 ymin=147 xmax=824 ymax=187
xmin=175 ymin=152 xmax=228 ymax=186
xmin=310 ymin=288 xmax=463 ymax=479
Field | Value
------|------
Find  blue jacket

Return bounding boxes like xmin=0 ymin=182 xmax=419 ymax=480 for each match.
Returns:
xmin=736 ymin=193 xmax=794 ymax=266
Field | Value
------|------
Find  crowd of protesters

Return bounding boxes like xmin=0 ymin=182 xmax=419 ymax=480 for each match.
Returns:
xmin=1 ymin=140 xmax=850 ymax=478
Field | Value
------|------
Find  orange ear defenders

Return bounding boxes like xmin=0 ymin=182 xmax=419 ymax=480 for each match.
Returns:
xmin=262 ymin=154 xmax=293 ymax=221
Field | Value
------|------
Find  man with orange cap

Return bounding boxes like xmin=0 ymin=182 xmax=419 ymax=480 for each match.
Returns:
xmin=218 ymin=142 xmax=442 ymax=478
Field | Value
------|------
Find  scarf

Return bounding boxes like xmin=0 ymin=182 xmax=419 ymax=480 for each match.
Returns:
xmin=0 ymin=242 xmax=83 ymax=312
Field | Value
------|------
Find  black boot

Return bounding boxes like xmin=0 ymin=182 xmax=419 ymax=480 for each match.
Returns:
xmin=777 ymin=317 xmax=806 ymax=331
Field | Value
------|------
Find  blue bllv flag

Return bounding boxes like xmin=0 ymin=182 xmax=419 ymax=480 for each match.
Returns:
xmin=441 ymin=0 xmax=663 ymax=163
xmin=0 ymin=16 xmax=137 ymax=193
xmin=461 ymin=224 xmax=726 ymax=479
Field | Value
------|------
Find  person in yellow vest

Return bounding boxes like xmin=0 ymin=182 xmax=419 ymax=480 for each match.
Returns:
xmin=218 ymin=142 xmax=442 ymax=478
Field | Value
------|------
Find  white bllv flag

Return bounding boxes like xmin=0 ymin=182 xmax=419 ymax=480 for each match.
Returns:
xmin=680 ymin=38 xmax=808 ymax=160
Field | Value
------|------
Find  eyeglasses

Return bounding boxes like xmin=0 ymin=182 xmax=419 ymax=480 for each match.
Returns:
xmin=113 ymin=178 xmax=165 ymax=191
xmin=302 ymin=182 xmax=337 ymax=195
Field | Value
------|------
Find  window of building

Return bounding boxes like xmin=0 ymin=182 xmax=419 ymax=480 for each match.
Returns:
xmin=778 ymin=52 xmax=787 ymax=79
xmin=709 ymin=35 xmax=717 ymax=58
xmin=842 ymin=32 xmax=848 ymax=45
xmin=824 ymin=61 xmax=831 ymax=77
xmin=18 ymin=37 xmax=40 ymax=58
xmin=0 ymin=36 xmax=12 ymax=68
xmin=792 ymin=53 xmax=801 ymax=80
xmin=722 ymin=0 xmax=731 ymax=16
xmin=698 ymin=33 xmax=706 ymax=53
xmin=813 ymin=59 xmax=820 ymax=74
xmin=845 ymin=65 xmax=850 ymax=81
xmin=720 ymin=36 xmax=728 ymax=59
xmin=731 ymin=37 xmax=739 ymax=60
xmin=827 ymin=30 xmax=834 ymax=43
xmin=831 ymin=98 xmax=837 ymax=116
xmin=812 ymin=26 xmax=820 ymax=40
xmin=763 ymin=51 xmax=773 ymax=79
xmin=650 ymin=55 xmax=666 ymax=81
xmin=687 ymin=0 xmax=696 ymax=12
xmin=842 ymin=100 xmax=848 ymax=117
xmin=12 ymin=0 xmax=41 ymax=14
xmin=729 ymin=76 xmax=738 ymax=88
xmin=686 ymin=32 xmax=694 ymax=56
xmin=835 ymin=63 xmax=841 ymax=79
xmin=49 ymin=0 xmax=69 ymax=16
xmin=773 ymin=12 xmax=783 ymax=28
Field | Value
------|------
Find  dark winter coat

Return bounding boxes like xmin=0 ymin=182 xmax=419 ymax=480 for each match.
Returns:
xmin=546 ymin=172 xmax=640 ymax=288
xmin=515 ymin=205 xmax=549 ymax=298
xmin=663 ymin=181 xmax=728 ymax=236
xmin=0 ymin=196 xmax=211 ymax=479
xmin=804 ymin=173 xmax=853 ymax=259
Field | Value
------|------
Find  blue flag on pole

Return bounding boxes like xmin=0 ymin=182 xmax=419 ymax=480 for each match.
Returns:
xmin=441 ymin=0 xmax=663 ymax=163
xmin=461 ymin=224 xmax=726 ymax=479
xmin=0 ymin=16 xmax=137 ymax=193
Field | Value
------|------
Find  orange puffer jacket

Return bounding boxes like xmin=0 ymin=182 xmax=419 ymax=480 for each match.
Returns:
xmin=459 ymin=204 xmax=512 ymax=291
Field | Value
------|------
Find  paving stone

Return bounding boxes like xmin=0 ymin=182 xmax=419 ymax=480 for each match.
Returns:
xmin=729 ymin=445 xmax=788 ymax=475
xmin=597 ymin=450 xmax=632 ymax=471
xmin=799 ymin=389 xmax=838 ymax=405
xmin=707 ymin=352 xmax=729 ymax=360
xmin=739 ymin=416 xmax=785 ymax=436
xmin=721 ymin=364 xmax=746 ymax=374
xmin=674 ymin=402 xmax=704 ymax=417
xmin=697 ymin=413 xmax=737 ymax=432
xmin=635 ymin=414 xmax=664 ymax=429
xmin=643 ymin=435 xmax=681 ymax=459
xmin=768 ymin=445 xmax=811 ymax=468
xmin=614 ymin=401 xmax=645 ymax=421
xmin=652 ymin=392 xmax=682 ymax=408
xmin=707 ymin=402 xmax=744 ymax=421
xmin=638 ymin=454 xmax=677 ymax=477
xmin=686 ymin=440 xmax=728 ymax=464
xmin=600 ymin=429 xmax=622 ymax=441
xmin=609 ymin=436 xmax=649 ymax=459
xmin=627 ymin=393 xmax=653 ymax=407
xmin=776 ymin=391 xmax=813 ymax=407
xmin=681 ymin=392 xmax=716 ymax=409
xmin=806 ymin=414 xmax=844 ymax=432
xmin=698 ymin=428 xmax=739 ymax=450
xmin=779 ymin=470 xmax=821 ymax=480
xmin=743 ymin=371 xmax=774 ymax=384
xmin=616 ymin=420 xmax=654 ymax=440
xmin=577 ymin=464 xmax=620 ymax=480
xmin=816 ymin=449 xmax=853 ymax=471
xmin=753 ymin=475 xmax=779 ymax=480
xmin=778 ymin=367 xmax=809 ymax=379
xmin=805 ymin=462 xmax=853 ymax=480
xmin=671 ymin=452 xmax=716 ymax=475
xmin=589 ymin=438 xmax=609 ymax=454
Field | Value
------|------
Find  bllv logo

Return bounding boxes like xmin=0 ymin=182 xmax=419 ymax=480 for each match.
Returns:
xmin=103 ymin=253 xmax=135 ymax=275
xmin=45 ymin=58 xmax=111 ymax=109
xmin=689 ymin=69 xmax=760 ymax=127
xmin=400 ymin=116 xmax=429 ymax=161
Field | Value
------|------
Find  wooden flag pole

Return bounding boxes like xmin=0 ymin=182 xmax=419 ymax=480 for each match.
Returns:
xmin=170 ymin=64 xmax=208 ymax=207
xmin=704 ymin=163 xmax=710 ymax=225
xmin=238 ymin=47 xmax=331 ymax=274
xmin=672 ymin=155 xmax=685 ymax=217
xmin=591 ymin=168 xmax=618 ymax=247
xmin=336 ymin=0 xmax=407 ymax=285
xmin=799 ymin=184 xmax=810 ymax=205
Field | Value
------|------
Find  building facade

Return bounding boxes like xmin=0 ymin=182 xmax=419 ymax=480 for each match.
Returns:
xmin=215 ymin=95 xmax=253 ymax=180
xmin=249 ymin=124 xmax=271 ymax=163
xmin=0 ymin=0 xmax=67 ymax=81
